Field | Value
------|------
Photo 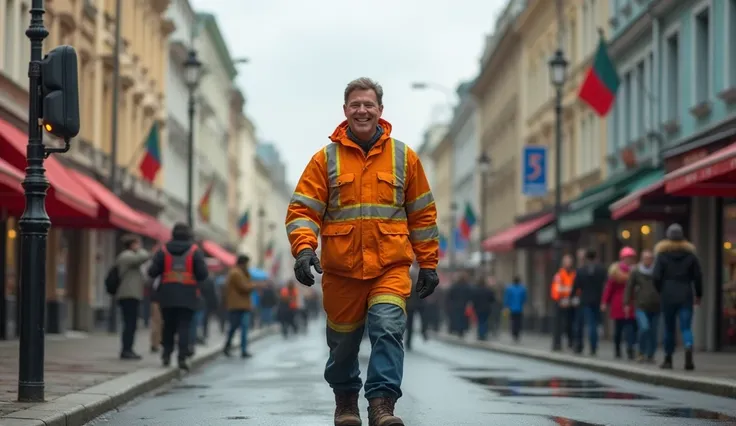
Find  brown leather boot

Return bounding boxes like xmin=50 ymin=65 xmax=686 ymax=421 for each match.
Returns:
xmin=334 ymin=392 xmax=361 ymax=426
xmin=367 ymin=397 xmax=404 ymax=426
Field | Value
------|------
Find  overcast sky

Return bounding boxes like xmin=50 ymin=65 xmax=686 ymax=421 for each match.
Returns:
xmin=190 ymin=0 xmax=507 ymax=185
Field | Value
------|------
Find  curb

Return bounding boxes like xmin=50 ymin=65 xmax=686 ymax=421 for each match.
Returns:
xmin=1 ymin=326 xmax=278 ymax=426
xmin=435 ymin=333 xmax=736 ymax=399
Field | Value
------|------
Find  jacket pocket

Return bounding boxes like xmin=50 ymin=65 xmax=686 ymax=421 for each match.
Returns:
xmin=375 ymin=172 xmax=401 ymax=205
xmin=320 ymin=224 xmax=356 ymax=272
xmin=329 ymin=173 xmax=357 ymax=206
xmin=377 ymin=222 xmax=413 ymax=267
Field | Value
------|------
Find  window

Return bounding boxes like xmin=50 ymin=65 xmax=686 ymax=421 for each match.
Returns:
xmin=591 ymin=114 xmax=600 ymax=170
xmin=624 ymin=71 xmax=633 ymax=144
xmin=665 ymin=31 xmax=680 ymax=121
xmin=577 ymin=114 xmax=585 ymax=176
xmin=693 ymin=5 xmax=711 ymax=104
xmin=636 ymin=61 xmax=646 ymax=139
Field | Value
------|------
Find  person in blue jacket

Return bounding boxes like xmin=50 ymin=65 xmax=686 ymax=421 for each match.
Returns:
xmin=503 ymin=276 xmax=527 ymax=342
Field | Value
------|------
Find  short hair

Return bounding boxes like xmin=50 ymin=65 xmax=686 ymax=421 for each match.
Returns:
xmin=585 ymin=249 xmax=597 ymax=260
xmin=121 ymin=234 xmax=139 ymax=250
xmin=237 ymin=254 xmax=250 ymax=264
xmin=344 ymin=77 xmax=384 ymax=106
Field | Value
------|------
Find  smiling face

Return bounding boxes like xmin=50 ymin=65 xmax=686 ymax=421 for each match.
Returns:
xmin=343 ymin=88 xmax=383 ymax=140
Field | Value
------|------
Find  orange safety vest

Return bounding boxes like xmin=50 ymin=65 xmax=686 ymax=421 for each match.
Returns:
xmin=550 ymin=268 xmax=575 ymax=301
xmin=162 ymin=244 xmax=198 ymax=286
xmin=280 ymin=287 xmax=298 ymax=310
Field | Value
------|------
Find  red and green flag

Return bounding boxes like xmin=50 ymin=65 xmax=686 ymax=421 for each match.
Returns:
xmin=238 ymin=209 xmax=250 ymax=237
xmin=139 ymin=122 xmax=162 ymax=182
xmin=439 ymin=233 xmax=448 ymax=259
xmin=264 ymin=240 xmax=274 ymax=259
xmin=578 ymin=35 xmax=620 ymax=116
xmin=198 ymin=181 xmax=214 ymax=223
xmin=270 ymin=253 xmax=281 ymax=277
xmin=458 ymin=202 xmax=476 ymax=240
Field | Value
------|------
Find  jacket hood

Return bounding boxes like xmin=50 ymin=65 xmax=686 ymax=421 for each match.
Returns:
xmin=329 ymin=118 xmax=393 ymax=146
xmin=608 ymin=261 xmax=630 ymax=283
xmin=165 ymin=240 xmax=196 ymax=256
xmin=654 ymin=239 xmax=696 ymax=257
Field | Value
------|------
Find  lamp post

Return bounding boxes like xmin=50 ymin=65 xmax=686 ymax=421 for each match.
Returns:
xmin=257 ymin=207 xmax=266 ymax=267
xmin=184 ymin=49 xmax=203 ymax=228
xmin=476 ymin=151 xmax=491 ymax=275
xmin=548 ymin=48 xmax=568 ymax=351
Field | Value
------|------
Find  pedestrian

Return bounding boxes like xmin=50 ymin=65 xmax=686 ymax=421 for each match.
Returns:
xmin=140 ymin=252 xmax=162 ymax=353
xmin=652 ymin=223 xmax=702 ymax=370
xmin=259 ymin=281 xmax=278 ymax=326
xmin=623 ymin=249 xmax=660 ymax=363
xmin=551 ymin=254 xmax=576 ymax=351
xmin=447 ymin=271 xmax=472 ymax=337
xmin=223 ymin=254 xmax=258 ymax=358
xmin=570 ymin=249 xmax=607 ymax=355
xmin=147 ymin=223 xmax=209 ymax=371
xmin=601 ymin=247 xmax=638 ymax=360
xmin=471 ymin=275 xmax=496 ymax=341
xmin=114 ymin=234 xmax=150 ymax=360
xmin=503 ymin=275 xmax=527 ymax=342
xmin=405 ymin=264 xmax=427 ymax=351
xmin=285 ymin=77 xmax=439 ymax=426
xmin=278 ymin=281 xmax=299 ymax=338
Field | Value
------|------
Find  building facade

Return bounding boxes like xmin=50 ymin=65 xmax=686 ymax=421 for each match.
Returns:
xmin=606 ymin=0 xmax=736 ymax=351
xmin=192 ymin=13 xmax=236 ymax=245
xmin=472 ymin=0 xmax=526 ymax=284
xmin=163 ymin=0 xmax=196 ymax=229
xmin=234 ymin=93 xmax=259 ymax=259
xmin=416 ymin=122 xmax=448 ymax=191
xmin=429 ymin=129 xmax=454 ymax=270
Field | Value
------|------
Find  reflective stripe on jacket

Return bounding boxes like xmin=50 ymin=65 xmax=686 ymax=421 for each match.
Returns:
xmin=285 ymin=118 xmax=439 ymax=280
xmin=550 ymin=268 xmax=575 ymax=301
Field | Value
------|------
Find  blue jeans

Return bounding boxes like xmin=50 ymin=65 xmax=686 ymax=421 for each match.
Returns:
xmin=576 ymin=305 xmax=600 ymax=353
xmin=635 ymin=309 xmax=659 ymax=358
xmin=190 ymin=309 xmax=204 ymax=343
xmin=662 ymin=304 xmax=693 ymax=356
xmin=476 ymin=312 xmax=490 ymax=340
xmin=260 ymin=307 xmax=274 ymax=326
xmin=324 ymin=303 xmax=406 ymax=400
xmin=226 ymin=310 xmax=251 ymax=355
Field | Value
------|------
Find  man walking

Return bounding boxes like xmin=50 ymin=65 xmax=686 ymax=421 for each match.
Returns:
xmin=570 ymin=249 xmax=607 ymax=355
xmin=285 ymin=77 xmax=439 ymax=426
xmin=147 ymin=223 xmax=209 ymax=371
xmin=115 ymin=234 xmax=150 ymax=360
xmin=624 ymin=249 xmax=660 ymax=363
xmin=503 ymin=276 xmax=527 ymax=342
xmin=223 ymin=254 xmax=257 ymax=358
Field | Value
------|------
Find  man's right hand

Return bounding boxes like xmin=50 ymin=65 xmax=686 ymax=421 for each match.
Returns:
xmin=294 ymin=249 xmax=322 ymax=286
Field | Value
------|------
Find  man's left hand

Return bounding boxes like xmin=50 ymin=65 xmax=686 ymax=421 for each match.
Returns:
xmin=416 ymin=268 xmax=439 ymax=299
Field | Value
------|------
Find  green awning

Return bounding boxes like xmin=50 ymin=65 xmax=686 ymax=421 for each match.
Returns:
xmin=625 ymin=169 xmax=664 ymax=192
xmin=557 ymin=166 xmax=660 ymax=232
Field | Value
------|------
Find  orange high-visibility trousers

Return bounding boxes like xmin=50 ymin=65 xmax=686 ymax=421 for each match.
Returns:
xmin=322 ymin=265 xmax=412 ymax=333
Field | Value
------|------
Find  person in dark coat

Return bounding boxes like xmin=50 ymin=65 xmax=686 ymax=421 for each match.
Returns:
xmin=624 ymin=249 xmax=660 ymax=363
xmin=653 ymin=223 xmax=702 ymax=371
xmin=148 ymin=223 xmax=209 ymax=371
xmin=570 ymin=249 xmax=608 ymax=355
xmin=447 ymin=271 xmax=472 ymax=337
xmin=472 ymin=276 xmax=496 ymax=341
xmin=405 ymin=264 xmax=427 ymax=350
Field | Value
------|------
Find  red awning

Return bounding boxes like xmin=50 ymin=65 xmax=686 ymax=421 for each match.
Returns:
xmin=0 ymin=119 xmax=98 ymax=218
xmin=137 ymin=213 xmax=171 ymax=242
xmin=0 ymin=156 xmax=24 ymax=194
xmin=665 ymin=142 xmax=736 ymax=196
xmin=609 ymin=181 xmax=664 ymax=220
xmin=68 ymin=169 xmax=145 ymax=232
xmin=482 ymin=213 xmax=554 ymax=252
xmin=201 ymin=239 xmax=236 ymax=267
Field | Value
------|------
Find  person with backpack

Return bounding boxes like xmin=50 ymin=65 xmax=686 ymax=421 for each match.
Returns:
xmin=113 ymin=234 xmax=151 ymax=360
xmin=147 ymin=223 xmax=209 ymax=371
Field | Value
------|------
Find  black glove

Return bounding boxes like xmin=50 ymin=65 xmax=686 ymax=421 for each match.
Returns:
xmin=294 ymin=248 xmax=322 ymax=286
xmin=416 ymin=268 xmax=439 ymax=299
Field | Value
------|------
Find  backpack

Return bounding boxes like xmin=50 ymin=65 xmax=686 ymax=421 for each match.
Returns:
xmin=105 ymin=265 xmax=121 ymax=295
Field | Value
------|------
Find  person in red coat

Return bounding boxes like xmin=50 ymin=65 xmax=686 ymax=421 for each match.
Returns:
xmin=602 ymin=247 xmax=638 ymax=360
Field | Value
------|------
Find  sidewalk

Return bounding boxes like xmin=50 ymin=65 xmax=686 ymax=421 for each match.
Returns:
xmin=435 ymin=330 xmax=736 ymax=399
xmin=0 ymin=324 xmax=278 ymax=426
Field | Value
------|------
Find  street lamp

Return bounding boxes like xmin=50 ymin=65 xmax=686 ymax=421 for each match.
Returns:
xmin=477 ymin=152 xmax=491 ymax=274
xmin=184 ymin=49 xmax=203 ymax=228
xmin=548 ymin=48 xmax=568 ymax=351
xmin=257 ymin=207 xmax=266 ymax=267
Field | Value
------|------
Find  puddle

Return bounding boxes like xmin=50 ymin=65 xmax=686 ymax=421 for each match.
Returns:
xmin=647 ymin=408 xmax=736 ymax=421
xmin=462 ymin=376 xmax=604 ymax=389
xmin=491 ymin=388 xmax=655 ymax=400
xmin=548 ymin=416 xmax=604 ymax=426
xmin=452 ymin=367 xmax=519 ymax=372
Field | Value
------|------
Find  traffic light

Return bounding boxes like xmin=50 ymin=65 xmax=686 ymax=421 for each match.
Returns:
xmin=40 ymin=45 xmax=80 ymax=140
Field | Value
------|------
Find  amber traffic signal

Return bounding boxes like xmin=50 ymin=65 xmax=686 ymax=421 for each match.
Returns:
xmin=40 ymin=45 xmax=80 ymax=140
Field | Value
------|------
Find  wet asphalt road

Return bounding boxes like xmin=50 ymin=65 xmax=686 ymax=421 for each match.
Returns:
xmin=88 ymin=320 xmax=736 ymax=426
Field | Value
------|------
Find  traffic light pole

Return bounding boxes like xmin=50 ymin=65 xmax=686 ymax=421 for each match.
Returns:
xmin=19 ymin=0 xmax=50 ymax=402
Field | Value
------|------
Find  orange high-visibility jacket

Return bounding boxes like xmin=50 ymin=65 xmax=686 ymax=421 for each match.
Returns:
xmin=285 ymin=119 xmax=439 ymax=280
xmin=550 ymin=268 xmax=575 ymax=301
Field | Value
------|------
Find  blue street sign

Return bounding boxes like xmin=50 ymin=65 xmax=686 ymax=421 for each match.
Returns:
xmin=522 ymin=145 xmax=548 ymax=197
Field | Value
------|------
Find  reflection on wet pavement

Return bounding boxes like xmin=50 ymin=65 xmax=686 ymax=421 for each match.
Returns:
xmin=548 ymin=415 xmax=605 ymax=425
xmin=461 ymin=376 xmax=605 ymax=389
xmin=647 ymin=407 xmax=736 ymax=421
xmin=451 ymin=366 xmax=520 ymax=372
xmin=490 ymin=388 xmax=656 ymax=400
